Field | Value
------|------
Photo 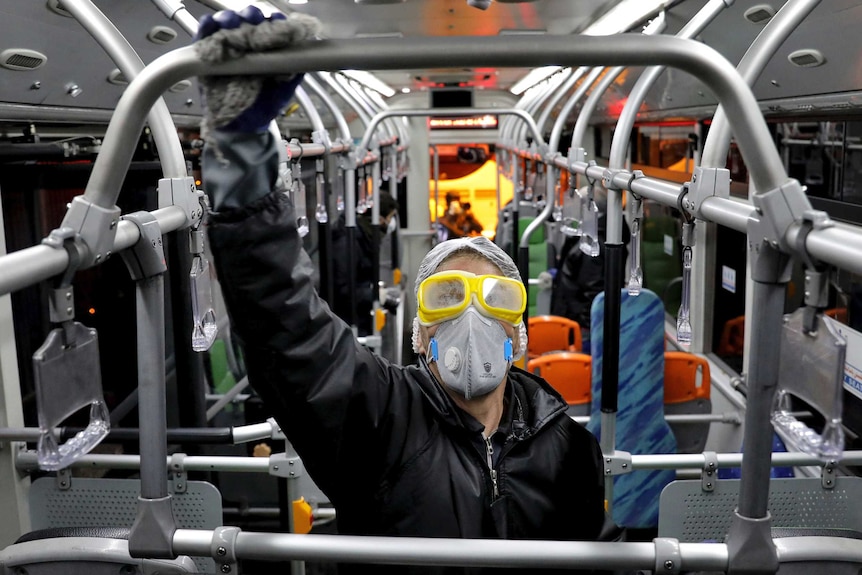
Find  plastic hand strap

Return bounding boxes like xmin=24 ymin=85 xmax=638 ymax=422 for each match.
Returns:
xmin=190 ymin=255 xmax=218 ymax=352
xmin=34 ymin=322 xmax=109 ymax=470
xmin=291 ymin=160 xmax=309 ymax=237
xmin=628 ymin=218 xmax=643 ymax=296
xmin=774 ymin=308 xmax=846 ymax=461
xmin=314 ymin=159 xmax=328 ymax=224
xmin=676 ymin=245 xmax=693 ymax=346
xmin=357 ymin=167 xmax=368 ymax=214
xmin=578 ymin=181 xmax=600 ymax=257
xmin=559 ymin=180 xmax=584 ymax=237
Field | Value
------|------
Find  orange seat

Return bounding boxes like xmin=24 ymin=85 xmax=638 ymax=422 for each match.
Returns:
xmin=717 ymin=315 xmax=745 ymax=357
xmin=527 ymin=315 xmax=582 ymax=359
xmin=664 ymin=351 xmax=710 ymax=404
xmin=825 ymin=307 xmax=848 ymax=323
xmin=527 ymin=352 xmax=591 ymax=406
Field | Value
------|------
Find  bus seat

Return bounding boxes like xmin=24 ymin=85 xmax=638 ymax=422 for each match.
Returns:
xmin=588 ymin=289 xmax=676 ymax=529
xmin=825 ymin=307 xmax=848 ymax=323
xmin=29 ymin=476 xmax=222 ymax=573
xmin=527 ymin=315 xmax=583 ymax=359
xmin=664 ymin=351 xmax=712 ymax=454
xmin=0 ymin=528 xmax=198 ymax=574
xmin=659 ymin=476 xmax=862 ymax=543
xmin=718 ymin=315 xmax=745 ymax=356
xmin=528 ymin=352 xmax=591 ymax=417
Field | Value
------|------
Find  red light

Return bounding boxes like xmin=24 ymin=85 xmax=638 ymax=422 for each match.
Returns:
xmin=88 ymin=307 xmax=96 ymax=315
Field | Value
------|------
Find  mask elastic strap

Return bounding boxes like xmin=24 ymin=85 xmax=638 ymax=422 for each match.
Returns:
xmin=428 ymin=338 xmax=439 ymax=363
xmin=504 ymin=338 xmax=513 ymax=362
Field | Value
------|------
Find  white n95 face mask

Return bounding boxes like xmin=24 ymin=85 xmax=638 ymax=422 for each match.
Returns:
xmin=428 ymin=307 xmax=514 ymax=399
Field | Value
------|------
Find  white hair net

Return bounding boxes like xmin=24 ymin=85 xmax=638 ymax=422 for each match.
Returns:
xmin=411 ymin=236 xmax=528 ymax=360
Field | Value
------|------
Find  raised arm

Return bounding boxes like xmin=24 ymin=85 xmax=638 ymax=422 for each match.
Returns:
xmin=198 ymin=8 xmax=424 ymax=506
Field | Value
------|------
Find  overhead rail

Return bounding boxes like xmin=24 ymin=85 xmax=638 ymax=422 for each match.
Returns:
xmin=17 ymin=448 xmax=862 ymax=475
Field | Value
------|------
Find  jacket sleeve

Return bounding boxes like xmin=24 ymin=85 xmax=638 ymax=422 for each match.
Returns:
xmin=203 ymin=131 xmax=418 ymax=506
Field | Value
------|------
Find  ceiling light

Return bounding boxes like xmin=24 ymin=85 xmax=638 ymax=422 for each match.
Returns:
xmin=509 ymin=66 xmax=562 ymax=95
xmin=355 ymin=0 xmax=406 ymax=4
xmin=288 ymin=0 xmax=307 ymax=4
xmin=341 ymin=70 xmax=395 ymax=97
xmin=582 ymin=0 xmax=668 ymax=35
xmin=401 ymin=87 xmax=411 ymax=94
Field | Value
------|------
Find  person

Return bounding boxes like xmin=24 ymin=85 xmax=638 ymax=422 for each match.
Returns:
xmin=437 ymin=191 xmax=467 ymax=240
xmin=330 ymin=190 xmax=399 ymax=335
xmin=197 ymin=7 xmax=606 ymax=573
xmin=459 ymin=201 xmax=484 ymax=236
xmin=551 ymin=193 xmax=629 ymax=353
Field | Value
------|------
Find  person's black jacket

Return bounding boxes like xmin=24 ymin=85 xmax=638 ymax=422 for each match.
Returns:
xmin=204 ymin=133 xmax=606 ymax=574
xmin=551 ymin=214 xmax=629 ymax=330
xmin=330 ymin=212 xmax=377 ymax=334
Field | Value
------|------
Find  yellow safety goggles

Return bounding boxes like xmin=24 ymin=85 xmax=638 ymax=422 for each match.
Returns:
xmin=417 ymin=271 xmax=526 ymax=326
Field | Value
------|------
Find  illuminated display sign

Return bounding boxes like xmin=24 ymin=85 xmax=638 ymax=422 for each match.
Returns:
xmin=429 ymin=115 xmax=498 ymax=130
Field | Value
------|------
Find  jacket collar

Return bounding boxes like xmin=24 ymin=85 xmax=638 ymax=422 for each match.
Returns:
xmin=415 ymin=356 xmax=568 ymax=438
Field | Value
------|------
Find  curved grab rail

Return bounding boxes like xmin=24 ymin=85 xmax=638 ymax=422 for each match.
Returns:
xmin=80 ymin=35 xmax=787 ymax=211
xmin=358 ymin=107 xmax=544 ymax=156
xmin=608 ymin=0 xmax=734 ymax=171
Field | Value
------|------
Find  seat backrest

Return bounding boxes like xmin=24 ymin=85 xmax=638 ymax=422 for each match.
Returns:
xmin=659 ymin=476 xmax=862 ymax=543
xmin=528 ymin=351 xmax=591 ymax=406
xmin=663 ymin=351 xmax=712 ymax=453
xmin=527 ymin=315 xmax=583 ymax=358
xmin=588 ymin=288 xmax=676 ymax=529
xmin=29 ymin=477 xmax=222 ymax=573
xmin=664 ymin=351 xmax=710 ymax=404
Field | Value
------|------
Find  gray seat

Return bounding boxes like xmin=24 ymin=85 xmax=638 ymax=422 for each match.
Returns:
xmin=659 ymin=476 xmax=862 ymax=543
xmin=29 ymin=476 xmax=222 ymax=573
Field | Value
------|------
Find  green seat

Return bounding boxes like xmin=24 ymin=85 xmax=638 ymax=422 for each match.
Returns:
xmin=518 ymin=217 xmax=548 ymax=317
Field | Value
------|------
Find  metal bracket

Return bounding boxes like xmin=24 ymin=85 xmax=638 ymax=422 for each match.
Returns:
xmin=42 ymin=227 xmax=86 ymax=324
xmin=311 ymin=128 xmax=332 ymax=153
xmin=567 ymin=146 xmax=588 ymax=172
xmin=654 ymin=537 xmax=681 ymax=574
xmin=602 ymin=450 xmax=633 ymax=476
xmin=751 ymin=178 xmax=812 ymax=254
xmin=602 ymin=167 xmax=628 ymax=191
xmin=701 ymin=451 xmax=718 ymax=492
xmin=747 ymin=212 xmax=794 ymax=284
xmin=58 ymin=196 xmax=121 ymax=269
xmin=55 ymin=467 xmax=71 ymax=491
xmin=119 ymin=211 xmax=167 ymax=281
xmin=189 ymin=228 xmax=205 ymax=256
xmin=169 ymin=453 xmax=187 ymax=494
xmin=686 ymin=167 xmax=730 ymax=219
xmin=267 ymin=417 xmax=286 ymax=441
xmin=158 ymin=176 xmax=203 ymax=229
xmin=269 ymin=452 xmax=304 ymax=479
xmin=821 ymin=459 xmax=837 ymax=489
xmin=211 ymin=526 xmax=241 ymax=575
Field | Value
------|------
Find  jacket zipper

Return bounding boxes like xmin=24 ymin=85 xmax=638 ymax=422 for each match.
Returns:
xmin=484 ymin=435 xmax=500 ymax=500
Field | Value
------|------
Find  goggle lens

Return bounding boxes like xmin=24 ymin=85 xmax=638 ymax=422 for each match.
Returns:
xmin=481 ymin=277 xmax=523 ymax=313
xmin=422 ymin=277 xmax=467 ymax=311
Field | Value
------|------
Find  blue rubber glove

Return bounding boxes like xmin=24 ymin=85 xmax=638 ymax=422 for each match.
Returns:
xmin=195 ymin=5 xmax=321 ymax=135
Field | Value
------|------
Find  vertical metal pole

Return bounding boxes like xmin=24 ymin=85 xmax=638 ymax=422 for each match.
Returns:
xmin=345 ymin=167 xmax=358 ymax=328
xmin=136 ymin=275 xmax=168 ymax=500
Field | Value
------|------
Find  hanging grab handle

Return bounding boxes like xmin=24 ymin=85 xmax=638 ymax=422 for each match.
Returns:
xmin=676 ymin=186 xmax=695 ymax=346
